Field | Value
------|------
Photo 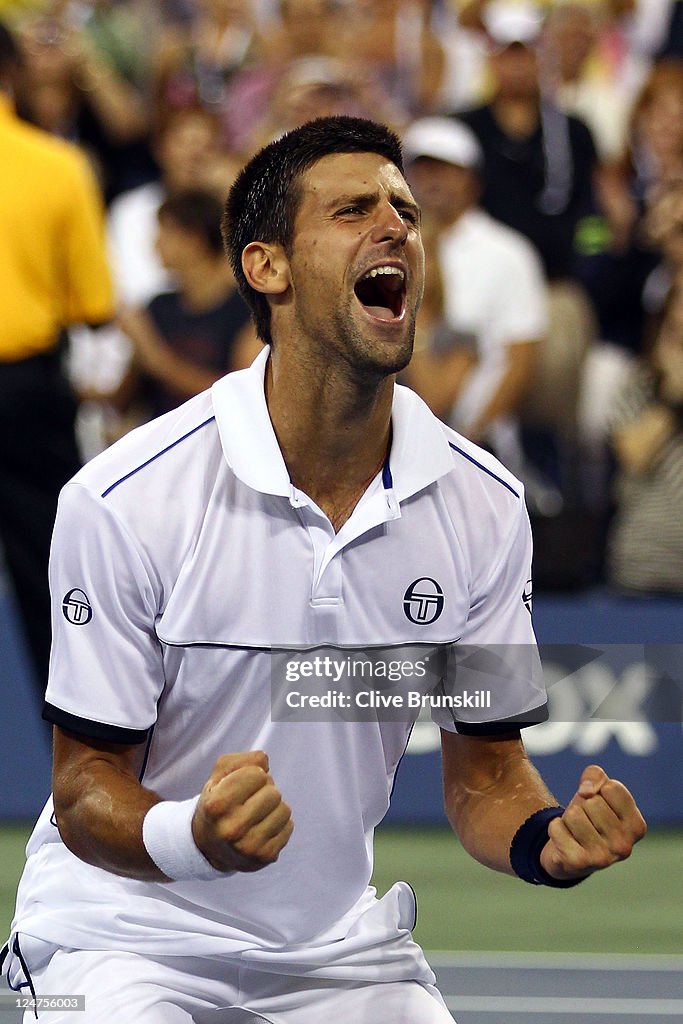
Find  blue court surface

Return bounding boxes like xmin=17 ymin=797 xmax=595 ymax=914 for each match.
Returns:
xmin=2 ymin=952 xmax=681 ymax=1022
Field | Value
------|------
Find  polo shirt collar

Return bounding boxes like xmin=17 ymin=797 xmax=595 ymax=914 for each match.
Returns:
xmin=211 ymin=345 xmax=453 ymax=504
xmin=212 ymin=346 xmax=290 ymax=497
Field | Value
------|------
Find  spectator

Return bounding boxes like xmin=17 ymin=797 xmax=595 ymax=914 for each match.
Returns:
xmin=258 ymin=0 xmax=343 ymax=65
xmin=108 ymin=106 xmax=224 ymax=307
xmin=221 ymin=0 xmax=346 ymax=150
xmin=248 ymin=57 xmax=398 ymax=155
xmin=626 ymin=57 xmax=683 ymax=199
xmin=79 ymin=0 xmax=162 ymax=93
xmin=151 ymin=0 xmax=258 ymax=125
xmin=115 ymin=189 xmax=259 ymax=422
xmin=336 ymin=0 xmax=446 ymax=118
xmin=434 ymin=0 xmax=491 ymax=113
xmin=71 ymin=106 xmax=235 ymax=457
xmin=402 ymin=117 xmax=546 ymax=480
xmin=0 ymin=18 xmax=113 ymax=696
xmin=541 ymin=2 xmax=636 ymax=164
xmin=14 ymin=4 xmax=152 ymax=201
xmin=574 ymin=68 xmax=683 ymax=517
xmin=458 ymin=2 xmax=597 ymax=281
xmin=642 ymin=181 xmax=683 ymax=316
xmin=457 ymin=2 xmax=600 ymax=496
xmin=607 ymin=283 xmax=683 ymax=592
xmin=577 ymin=60 xmax=683 ymax=358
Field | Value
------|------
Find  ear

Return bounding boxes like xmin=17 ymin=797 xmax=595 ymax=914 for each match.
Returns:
xmin=242 ymin=242 xmax=291 ymax=296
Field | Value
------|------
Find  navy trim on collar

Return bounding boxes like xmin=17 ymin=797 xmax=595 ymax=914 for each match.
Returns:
xmin=448 ymin=442 xmax=520 ymax=499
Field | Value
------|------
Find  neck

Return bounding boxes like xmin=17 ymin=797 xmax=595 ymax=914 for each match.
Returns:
xmin=265 ymin=346 xmax=394 ymax=531
xmin=492 ymin=95 xmax=540 ymax=138
xmin=179 ymin=259 xmax=233 ymax=311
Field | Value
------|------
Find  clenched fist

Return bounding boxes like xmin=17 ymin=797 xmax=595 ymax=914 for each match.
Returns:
xmin=192 ymin=751 xmax=293 ymax=873
xmin=540 ymin=764 xmax=647 ymax=882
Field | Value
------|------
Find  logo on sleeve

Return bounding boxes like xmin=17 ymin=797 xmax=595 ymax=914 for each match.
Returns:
xmin=522 ymin=579 xmax=533 ymax=614
xmin=403 ymin=577 xmax=444 ymax=624
xmin=62 ymin=588 xmax=93 ymax=625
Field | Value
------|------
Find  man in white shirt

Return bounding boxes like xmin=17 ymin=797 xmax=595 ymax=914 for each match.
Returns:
xmin=2 ymin=116 xmax=646 ymax=1023
xmin=402 ymin=116 xmax=546 ymax=473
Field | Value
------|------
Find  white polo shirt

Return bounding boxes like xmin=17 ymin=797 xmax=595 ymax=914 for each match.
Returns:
xmin=9 ymin=347 xmax=546 ymax=981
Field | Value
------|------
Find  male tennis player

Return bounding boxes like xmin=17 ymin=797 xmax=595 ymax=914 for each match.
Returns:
xmin=2 ymin=117 xmax=646 ymax=1023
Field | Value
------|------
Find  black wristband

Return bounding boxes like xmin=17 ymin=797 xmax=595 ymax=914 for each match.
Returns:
xmin=510 ymin=806 xmax=587 ymax=888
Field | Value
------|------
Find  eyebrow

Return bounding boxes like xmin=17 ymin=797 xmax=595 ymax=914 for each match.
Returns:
xmin=327 ymin=190 xmax=421 ymax=220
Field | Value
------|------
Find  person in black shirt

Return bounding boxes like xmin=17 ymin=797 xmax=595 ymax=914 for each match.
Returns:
xmin=456 ymin=5 xmax=598 ymax=282
xmin=454 ymin=4 xmax=600 ymax=499
xmin=118 ymin=188 xmax=260 ymax=421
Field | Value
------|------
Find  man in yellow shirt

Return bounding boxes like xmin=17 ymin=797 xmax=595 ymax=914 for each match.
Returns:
xmin=0 ymin=19 xmax=113 ymax=699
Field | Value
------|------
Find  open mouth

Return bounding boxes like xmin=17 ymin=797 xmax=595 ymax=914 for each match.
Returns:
xmin=354 ymin=265 xmax=406 ymax=323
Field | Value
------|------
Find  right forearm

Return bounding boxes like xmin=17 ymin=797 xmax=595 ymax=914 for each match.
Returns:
xmin=55 ymin=757 xmax=167 ymax=881
xmin=53 ymin=734 xmax=293 ymax=883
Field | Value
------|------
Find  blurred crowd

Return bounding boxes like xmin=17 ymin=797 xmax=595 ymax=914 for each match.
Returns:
xmin=3 ymin=0 xmax=683 ymax=693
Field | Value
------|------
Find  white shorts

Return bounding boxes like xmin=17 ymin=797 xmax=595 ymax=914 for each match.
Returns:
xmin=22 ymin=948 xmax=455 ymax=1023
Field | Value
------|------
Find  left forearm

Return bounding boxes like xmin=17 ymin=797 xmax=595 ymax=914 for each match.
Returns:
xmin=442 ymin=732 xmax=558 ymax=875
xmin=442 ymin=731 xmax=647 ymax=881
xmin=469 ymin=342 xmax=537 ymax=438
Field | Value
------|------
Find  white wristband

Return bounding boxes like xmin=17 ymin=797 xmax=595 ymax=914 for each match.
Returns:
xmin=142 ymin=796 xmax=226 ymax=882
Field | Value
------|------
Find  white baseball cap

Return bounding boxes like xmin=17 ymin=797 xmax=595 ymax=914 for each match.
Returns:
xmin=402 ymin=117 xmax=483 ymax=171
xmin=483 ymin=1 xmax=543 ymax=49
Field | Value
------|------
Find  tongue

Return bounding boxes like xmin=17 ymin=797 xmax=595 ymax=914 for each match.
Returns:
xmin=365 ymin=304 xmax=395 ymax=321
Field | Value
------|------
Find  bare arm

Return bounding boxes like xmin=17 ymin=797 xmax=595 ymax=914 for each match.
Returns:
xmin=67 ymin=29 xmax=148 ymax=142
xmin=118 ymin=307 xmax=226 ymax=399
xmin=53 ymin=728 xmax=293 ymax=881
xmin=612 ymin=404 xmax=679 ymax=475
xmin=468 ymin=340 xmax=538 ymax=442
xmin=612 ymin=337 xmax=683 ymax=474
xmin=53 ymin=728 xmax=164 ymax=879
xmin=442 ymin=730 xmax=557 ymax=874
xmin=441 ymin=730 xmax=646 ymax=880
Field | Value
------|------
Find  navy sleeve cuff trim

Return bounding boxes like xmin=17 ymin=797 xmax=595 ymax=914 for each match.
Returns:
xmin=42 ymin=702 xmax=151 ymax=744
xmin=455 ymin=703 xmax=549 ymax=735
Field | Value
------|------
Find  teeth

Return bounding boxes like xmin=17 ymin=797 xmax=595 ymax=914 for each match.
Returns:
xmin=362 ymin=266 xmax=405 ymax=281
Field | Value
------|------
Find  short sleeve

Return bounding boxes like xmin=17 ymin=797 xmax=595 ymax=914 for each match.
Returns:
xmin=432 ymin=498 xmax=548 ymax=735
xmin=44 ymin=482 xmax=164 ymax=743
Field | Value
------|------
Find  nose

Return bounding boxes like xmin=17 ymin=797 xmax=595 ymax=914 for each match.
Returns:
xmin=371 ymin=200 xmax=409 ymax=246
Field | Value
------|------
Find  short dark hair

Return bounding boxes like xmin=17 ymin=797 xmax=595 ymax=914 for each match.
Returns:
xmin=158 ymin=189 xmax=225 ymax=255
xmin=222 ymin=116 xmax=404 ymax=346
xmin=0 ymin=20 xmax=22 ymax=80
